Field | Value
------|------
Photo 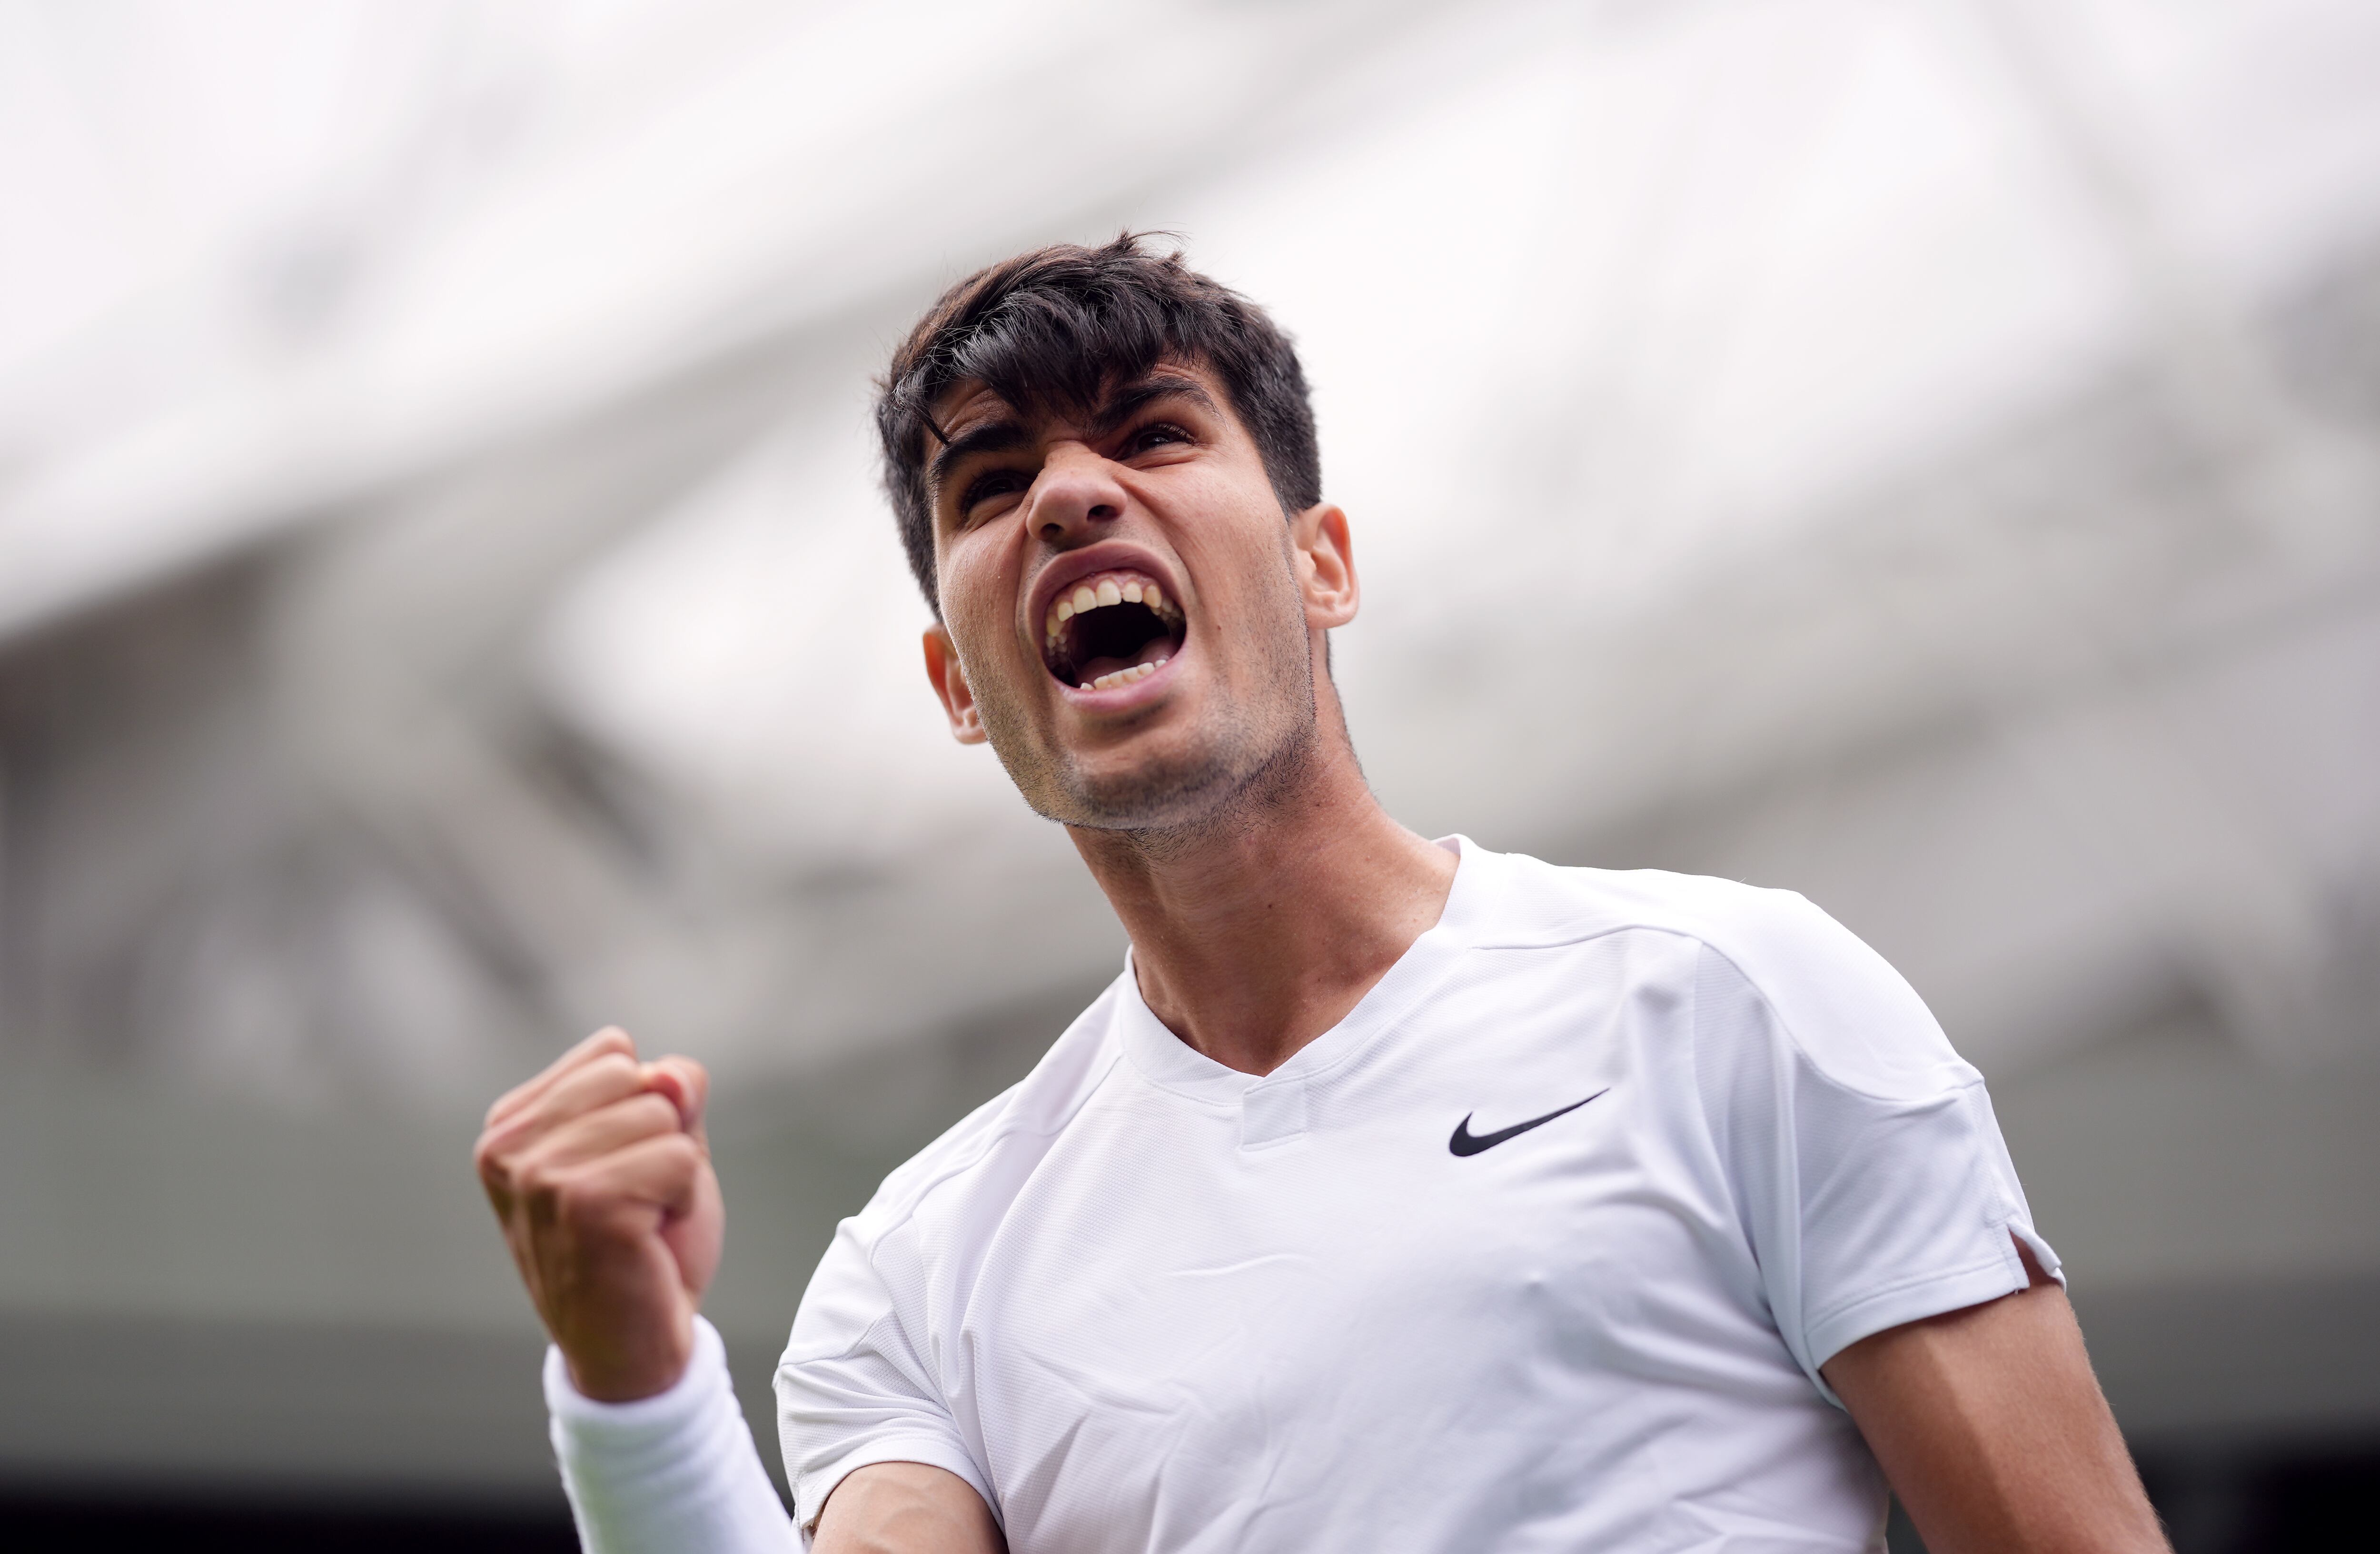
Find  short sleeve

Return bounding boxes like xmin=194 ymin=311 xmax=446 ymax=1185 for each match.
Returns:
xmin=774 ymin=1216 xmax=996 ymax=1540
xmin=1688 ymin=898 xmax=2061 ymax=1404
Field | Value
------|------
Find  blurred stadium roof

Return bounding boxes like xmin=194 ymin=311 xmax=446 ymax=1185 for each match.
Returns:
xmin=1 ymin=0 xmax=2378 ymax=1495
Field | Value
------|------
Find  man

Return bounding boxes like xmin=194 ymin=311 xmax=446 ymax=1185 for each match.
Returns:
xmin=476 ymin=236 xmax=2170 ymax=1553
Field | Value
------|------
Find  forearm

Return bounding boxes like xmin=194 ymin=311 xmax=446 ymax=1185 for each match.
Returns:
xmin=546 ymin=1315 xmax=797 ymax=1554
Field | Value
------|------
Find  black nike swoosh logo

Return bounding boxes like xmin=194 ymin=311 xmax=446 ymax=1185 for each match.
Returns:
xmin=1448 ymin=1089 xmax=1609 ymax=1156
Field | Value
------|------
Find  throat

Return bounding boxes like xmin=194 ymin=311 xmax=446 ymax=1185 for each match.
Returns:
xmin=1088 ymin=785 xmax=1462 ymax=1078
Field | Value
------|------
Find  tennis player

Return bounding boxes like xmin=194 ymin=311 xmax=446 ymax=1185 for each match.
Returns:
xmin=476 ymin=236 xmax=2171 ymax=1553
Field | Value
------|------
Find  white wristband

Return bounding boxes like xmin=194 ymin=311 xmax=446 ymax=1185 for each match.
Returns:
xmin=545 ymin=1316 xmax=796 ymax=1554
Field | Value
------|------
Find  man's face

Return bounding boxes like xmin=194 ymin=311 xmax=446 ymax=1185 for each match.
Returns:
xmin=920 ymin=361 xmax=1354 ymax=829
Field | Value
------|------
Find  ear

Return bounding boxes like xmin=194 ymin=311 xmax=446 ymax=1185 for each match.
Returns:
xmin=1292 ymin=502 xmax=1359 ymax=631
xmin=922 ymin=623 xmax=988 ymax=744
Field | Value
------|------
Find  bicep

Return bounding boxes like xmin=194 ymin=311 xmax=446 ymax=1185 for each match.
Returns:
xmin=812 ymin=1461 xmax=1005 ymax=1554
xmin=1822 ymin=1242 xmax=2168 ymax=1554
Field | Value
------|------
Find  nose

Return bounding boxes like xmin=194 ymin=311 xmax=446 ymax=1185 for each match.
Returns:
xmin=1029 ymin=443 xmax=1127 ymax=547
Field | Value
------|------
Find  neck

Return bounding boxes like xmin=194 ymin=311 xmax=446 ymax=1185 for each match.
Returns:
xmin=1068 ymin=717 xmax=1458 ymax=1078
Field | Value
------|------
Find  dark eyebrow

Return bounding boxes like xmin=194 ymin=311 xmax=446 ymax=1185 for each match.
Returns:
xmin=928 ymin=418 xmax=1034 ymax=498
xmin=927 ymin=373 xmax=1220 ymax=504
xmin=1083 ymin=371 xmax=1219 ymax=441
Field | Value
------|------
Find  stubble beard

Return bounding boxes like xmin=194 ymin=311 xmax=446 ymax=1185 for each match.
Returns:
xmin=971 ymin=585 xmax=1322 ymax=845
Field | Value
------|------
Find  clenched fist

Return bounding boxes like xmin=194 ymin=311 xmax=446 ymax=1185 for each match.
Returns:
xmin=475 ymin=1026 xmax=724 ymax=1401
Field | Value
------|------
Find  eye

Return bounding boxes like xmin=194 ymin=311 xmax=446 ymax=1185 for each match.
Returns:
xmin=1125 ymin=421 xmax=1192 ymax=457
xmin=959 ymin=469 xmax=1030 ymax=519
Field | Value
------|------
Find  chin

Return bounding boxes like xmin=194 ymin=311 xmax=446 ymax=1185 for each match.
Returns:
xmin=1047 ymin=715 xmax=1316 ymax=833
xmin=1064 ymin=763 xmax=1239 ymax=830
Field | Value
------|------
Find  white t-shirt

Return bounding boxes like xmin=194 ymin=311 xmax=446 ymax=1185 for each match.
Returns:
xmin=548 ymin=839 xmax=2058 ymax=1554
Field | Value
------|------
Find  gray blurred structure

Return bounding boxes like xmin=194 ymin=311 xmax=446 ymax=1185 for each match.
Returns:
xmin=1 ymin=0 xmax=2376 ymax=1537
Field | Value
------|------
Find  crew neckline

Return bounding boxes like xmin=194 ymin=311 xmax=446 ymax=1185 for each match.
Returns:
xmin=1114 ymin=835 xmax=1498 ymax=1105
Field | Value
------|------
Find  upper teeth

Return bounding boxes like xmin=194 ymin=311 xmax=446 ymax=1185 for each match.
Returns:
xmin=1042 ymin=570 xmax=1178 ymax=645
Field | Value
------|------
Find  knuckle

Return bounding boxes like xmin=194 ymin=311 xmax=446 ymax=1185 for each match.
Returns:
xmin=630 ymin=1092 xmax=682 ymax=1130
xmin=649 ymin=1140 xmax=702 ymax=1189
xmin=588 ymin=1053 xmax=640 ymax=1089
xmin=474 ymin=1129 xmax=531 ymax=1185
xmin=665 ymin=1136 xmax=709 ymax=1181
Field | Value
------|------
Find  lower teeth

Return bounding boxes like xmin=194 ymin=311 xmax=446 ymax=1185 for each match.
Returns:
xmin=1084 ymin=655 xmax=1169 ymax=692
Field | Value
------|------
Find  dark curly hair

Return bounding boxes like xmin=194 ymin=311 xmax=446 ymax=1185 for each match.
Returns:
xmin=876 ymin=233 xmax=1323 ymax=613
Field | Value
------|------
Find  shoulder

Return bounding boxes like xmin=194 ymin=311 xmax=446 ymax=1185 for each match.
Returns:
xmin=845 ymin=975 xmax=1130 ymax=1244
xmin=1476 ymin=845 xmax=1874 ymax=981
xmin=1475 ymin=847 xmax=1969 ymax=1098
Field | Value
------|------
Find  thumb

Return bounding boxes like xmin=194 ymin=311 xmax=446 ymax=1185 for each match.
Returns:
xmin=641 ymin=1057 xmax=711 ymax=1144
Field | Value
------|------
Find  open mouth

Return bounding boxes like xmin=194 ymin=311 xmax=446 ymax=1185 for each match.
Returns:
xmin=1041 ymin=569 xmax=1188 ymax=691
